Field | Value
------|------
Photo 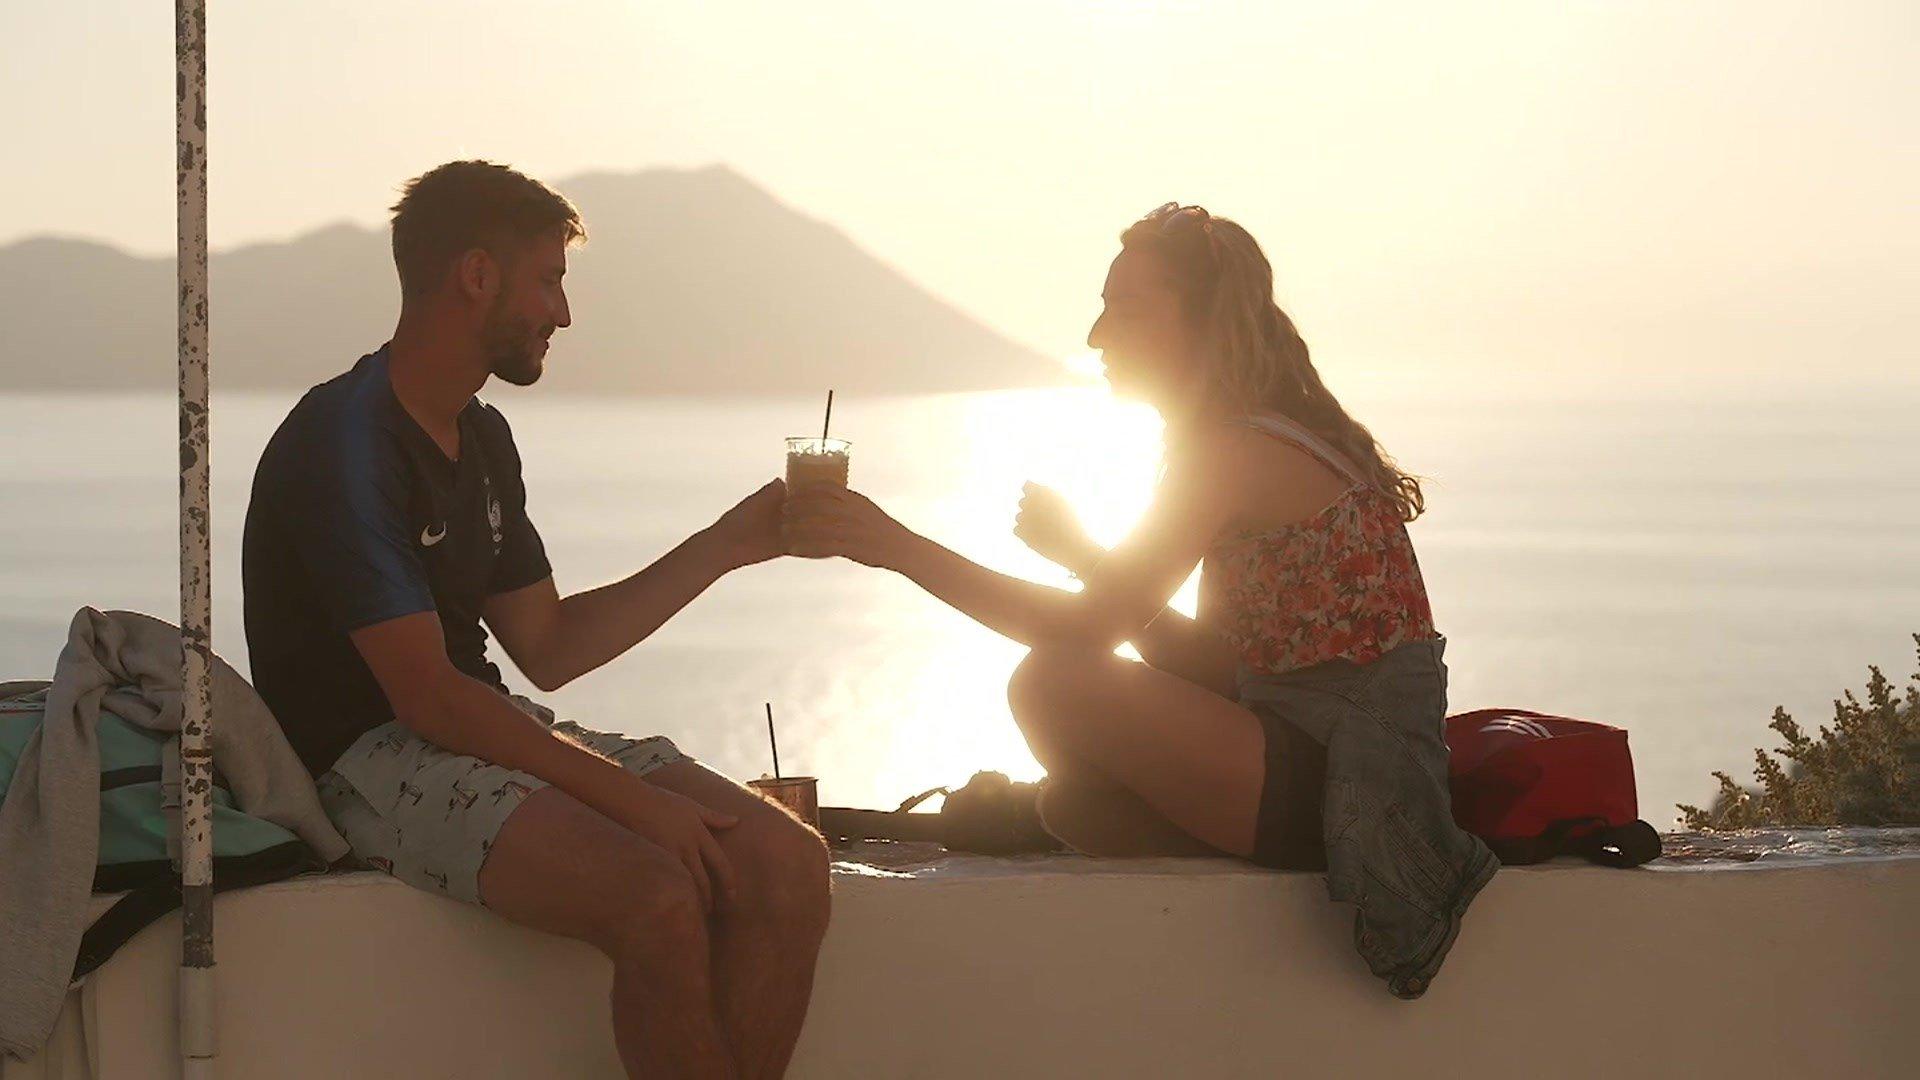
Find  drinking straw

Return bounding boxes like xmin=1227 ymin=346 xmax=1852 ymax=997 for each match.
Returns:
xmin=821 ymin=390 xmax=834 ymax=442
xmin=765 ymin=702 xmax=782 ymax=779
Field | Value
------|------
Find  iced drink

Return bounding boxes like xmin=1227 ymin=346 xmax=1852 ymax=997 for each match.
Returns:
xmin=784 ymin=437 xmax=850 ymax=560
xmin=748 ymin=776 xmax=821 ymax=829
xmin=785 ymin=437 xmax=850 ymax=491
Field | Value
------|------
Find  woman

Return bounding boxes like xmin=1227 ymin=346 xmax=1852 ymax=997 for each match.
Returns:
xmin=785 ymin=203 xmax=1496 ymax=998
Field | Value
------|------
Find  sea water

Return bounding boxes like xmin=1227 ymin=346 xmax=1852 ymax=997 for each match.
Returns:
xmin=3 ymin=379 xmax=1916 ymax=823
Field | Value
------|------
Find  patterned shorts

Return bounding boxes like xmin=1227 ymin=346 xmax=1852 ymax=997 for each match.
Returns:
xmin=314 ymin=695 xmax=685 ymax=905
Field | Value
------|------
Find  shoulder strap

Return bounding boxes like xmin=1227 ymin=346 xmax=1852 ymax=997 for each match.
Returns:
xmin=72 ymin=840 xmax=322 ymax=982
xmin=71 ymin=879 xmax=179 ymax=981
xmin=1230 ymin=414 xmax=1368 ymax=487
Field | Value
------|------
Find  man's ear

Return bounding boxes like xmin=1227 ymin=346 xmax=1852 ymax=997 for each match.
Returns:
xmin=456 ymin=247 xmax=499 ymax=303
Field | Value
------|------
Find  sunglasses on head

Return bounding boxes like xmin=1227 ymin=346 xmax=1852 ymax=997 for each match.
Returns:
xmin=1144 ymin=202 xmax=1214 ymax=236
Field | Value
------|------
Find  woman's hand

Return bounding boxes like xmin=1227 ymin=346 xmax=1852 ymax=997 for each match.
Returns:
xmin=783 ymin=486 xmax=916 ymax=568
xmin=1014 ymin=481 xmax=1104 ymax=577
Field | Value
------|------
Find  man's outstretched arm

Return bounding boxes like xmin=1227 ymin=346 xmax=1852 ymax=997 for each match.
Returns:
xmin=485 ymin=478 xmax=786 ymax=692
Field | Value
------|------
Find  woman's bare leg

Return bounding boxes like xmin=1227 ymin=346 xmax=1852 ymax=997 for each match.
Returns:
xmin=1008 ymin=645 xmax=1267 ymax=856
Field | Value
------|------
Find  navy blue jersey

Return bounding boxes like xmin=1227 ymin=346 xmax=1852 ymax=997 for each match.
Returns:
xmin=243 ymin=346 xmax=552 ymax=775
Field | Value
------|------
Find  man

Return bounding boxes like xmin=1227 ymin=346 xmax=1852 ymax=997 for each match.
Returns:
xmin=242 ymin=160 xmax=828 ymax=1080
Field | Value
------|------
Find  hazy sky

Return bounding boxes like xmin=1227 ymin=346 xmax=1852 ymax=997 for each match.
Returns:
xmin=4 ymin=1 xmax=1913 ymax=382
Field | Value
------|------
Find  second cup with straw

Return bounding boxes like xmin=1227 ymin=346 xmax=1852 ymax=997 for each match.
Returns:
xmin=746 ymin=702 xmax=820 ymax=829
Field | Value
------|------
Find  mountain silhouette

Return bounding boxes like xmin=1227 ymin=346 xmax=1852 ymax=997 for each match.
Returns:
xmin=0 ymin=165 xmax=1063 ymax=395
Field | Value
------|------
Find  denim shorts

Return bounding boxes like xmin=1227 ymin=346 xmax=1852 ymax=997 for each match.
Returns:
xmin=315 ymin=695 xmax=684 ymax=905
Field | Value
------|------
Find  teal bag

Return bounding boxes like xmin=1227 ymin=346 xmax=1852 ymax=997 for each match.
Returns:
xmin=0 ymin=689 xmax=323 ymax=979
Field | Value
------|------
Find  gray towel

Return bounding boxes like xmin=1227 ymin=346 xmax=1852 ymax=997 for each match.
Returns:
xmin=0 ymin=608 xmax=349 ymax=1060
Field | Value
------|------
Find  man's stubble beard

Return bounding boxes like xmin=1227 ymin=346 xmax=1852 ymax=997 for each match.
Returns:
xmin=483 ymin=295 xmax=547 ymax=387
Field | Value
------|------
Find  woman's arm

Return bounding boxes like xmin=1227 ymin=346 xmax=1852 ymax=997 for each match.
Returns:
xmin=887 ymin=530 xmax=1106 ymax=648
xmin=894 ymin=526 xmax=1236 ymax=693
xmin=1016 ymin=484 xmax=1239 ymax=693
xmin=1042 ymin=540 xmax=1239 ymax=693
xmin=785 ymin=429 xmax=1247 ymax=653
xmin=785 ymin=486 xmax=1142 ymax=648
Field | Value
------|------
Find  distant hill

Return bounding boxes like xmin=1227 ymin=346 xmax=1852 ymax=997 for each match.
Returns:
xmin=0 ymin=165 xmax=1063 ymax=395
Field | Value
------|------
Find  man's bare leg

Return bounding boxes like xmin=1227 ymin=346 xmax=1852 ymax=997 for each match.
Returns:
xmin=479 ymin=786 xmax=736 ymax=1079
xmin=643 ymin=760 xmax=832 ymax=1080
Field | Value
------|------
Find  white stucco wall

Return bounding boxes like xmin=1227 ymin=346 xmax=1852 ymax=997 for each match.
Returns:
xmin=8 ymin=854 xmax=1917 ymax=1079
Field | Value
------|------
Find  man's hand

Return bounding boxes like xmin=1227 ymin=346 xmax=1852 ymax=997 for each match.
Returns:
xmin=1014 ymin=481 xmax=1103 ymax=576
xmin=607 ymin=775 xmax=740 ymax=914
xmin=707 ymin=478 xmax=788 ymax=570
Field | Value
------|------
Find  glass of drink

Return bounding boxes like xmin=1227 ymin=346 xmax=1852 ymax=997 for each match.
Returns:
xmin=748 ymin=776 xmax=821 ymax=830
xmin=785 ymin=437 xmax=850 ymax=491
xmin=784 ymin=437 xmax=850 ymax=558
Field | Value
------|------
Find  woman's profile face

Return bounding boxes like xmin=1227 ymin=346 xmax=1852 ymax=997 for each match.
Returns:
xmin=1086 ymin=247 xmax=1200 ymax=408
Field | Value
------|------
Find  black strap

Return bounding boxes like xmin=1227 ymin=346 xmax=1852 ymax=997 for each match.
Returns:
xmin=1487 ymin=817 xmax=1662 ymax=868
xmin=98 ymin=765 xmax=162 ymax=791
xmin=818 ymin=806 xmax=946 ymax=844
xmin=821 ymin=773 xmax=1061 ymax=854
xmin=1569 ymin=820 xmax=1663 ymax=868
xmin=98 ymin=764 xmax=234 ymax=793
xmin=72 ymin=841 xmax=322 ymax=981
xmin=1486 ymin=817 xmax=1603 ymax=865
xmin=893 ymin=786 xmax=951 ymax=814
xmin=72 ymin=879 xmax=181 ymax=981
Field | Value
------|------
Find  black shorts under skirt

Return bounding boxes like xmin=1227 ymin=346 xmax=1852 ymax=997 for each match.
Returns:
xmin=1249 ymin=707 xmax=1329 ymax=870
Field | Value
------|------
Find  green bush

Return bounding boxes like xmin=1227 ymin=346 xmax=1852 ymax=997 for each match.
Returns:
xmin=1678 ymin=634 xmax=1920 ymax=830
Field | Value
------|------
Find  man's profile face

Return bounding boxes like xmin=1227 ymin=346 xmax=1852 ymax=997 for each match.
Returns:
xmin=481 ymin=228 xmax=572 ymax=387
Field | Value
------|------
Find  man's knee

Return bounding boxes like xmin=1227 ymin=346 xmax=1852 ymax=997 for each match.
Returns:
xmin=479 ymin=788 xmax=712 ymax=981
xmin=729 ymin=808 xmax=831 ymax=938
xmin=594 ymin=843 xmax=711 ymax=972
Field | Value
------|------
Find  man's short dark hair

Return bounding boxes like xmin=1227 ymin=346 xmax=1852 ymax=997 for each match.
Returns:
xmin=389 ymin=160 xmax=586 ymax=298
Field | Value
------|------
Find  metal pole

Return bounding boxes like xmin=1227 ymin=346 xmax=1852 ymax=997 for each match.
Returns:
xmin=175 ymin=0 xmax=216 ymax=1075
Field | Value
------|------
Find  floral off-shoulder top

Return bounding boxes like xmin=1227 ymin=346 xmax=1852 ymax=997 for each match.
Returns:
xmin=1197 ymin=413 xmax=1437 ymax=676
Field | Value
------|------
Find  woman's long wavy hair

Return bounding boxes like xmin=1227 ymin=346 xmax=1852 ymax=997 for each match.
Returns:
xmin=1121 ymin=204 xmax=1425 ymax=522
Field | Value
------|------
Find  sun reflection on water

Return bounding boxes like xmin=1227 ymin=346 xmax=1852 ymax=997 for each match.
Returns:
xmin=837 ymin=384 xmax=1203 ymax=798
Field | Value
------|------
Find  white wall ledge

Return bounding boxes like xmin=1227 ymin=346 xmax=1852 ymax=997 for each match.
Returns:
xmin=10 ymin=850 xmax=1918 ymax=1079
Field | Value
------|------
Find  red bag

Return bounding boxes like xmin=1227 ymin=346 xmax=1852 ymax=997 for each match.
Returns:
xmin=1444 ymin=709 xmax=1663 ymax=867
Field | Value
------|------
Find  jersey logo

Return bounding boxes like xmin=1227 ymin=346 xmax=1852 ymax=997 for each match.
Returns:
xmin=484 ymin=474 xmax=503 ymax=548
xmin=420 ymin=523 xmax=447 ymax=547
